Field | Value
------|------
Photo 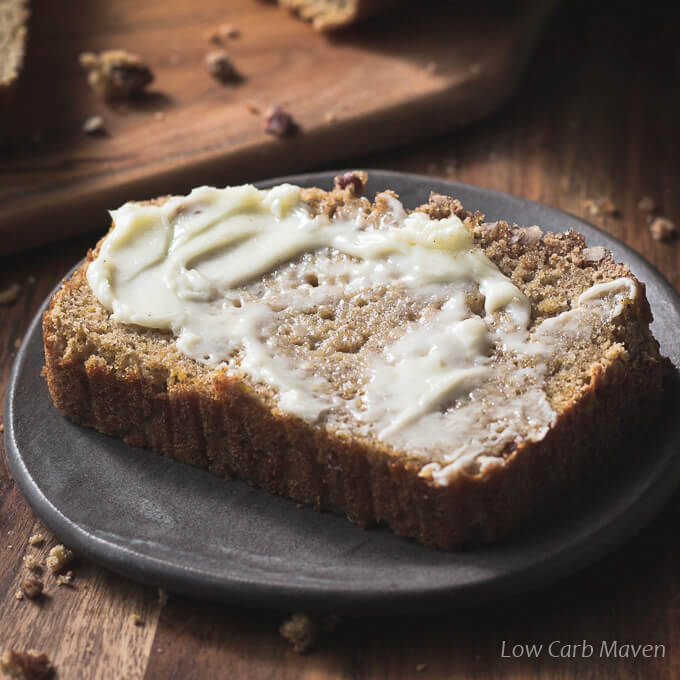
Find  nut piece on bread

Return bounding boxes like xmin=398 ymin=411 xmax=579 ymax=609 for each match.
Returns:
xmin=42 ymin=173 xmax=667 ymax=549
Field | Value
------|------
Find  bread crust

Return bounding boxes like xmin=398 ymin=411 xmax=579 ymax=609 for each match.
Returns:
xmin=41 ymin=177 xmax=667 ymax=549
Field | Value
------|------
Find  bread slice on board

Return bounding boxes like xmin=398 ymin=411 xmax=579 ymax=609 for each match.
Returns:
xmin=42 ymin=174 xmax=667 ymax=549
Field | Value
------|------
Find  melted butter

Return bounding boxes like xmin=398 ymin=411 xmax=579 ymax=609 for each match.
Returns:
xmin=87 ymin=184 xmax=637 ymax=485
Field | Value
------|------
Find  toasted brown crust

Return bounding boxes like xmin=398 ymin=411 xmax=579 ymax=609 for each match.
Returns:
xmin=41 ymin=175 xmax=667 ymax=549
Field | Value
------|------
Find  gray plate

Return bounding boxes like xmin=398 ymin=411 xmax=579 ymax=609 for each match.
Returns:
xmin=5 ymin=170 xmax=680 ymax=613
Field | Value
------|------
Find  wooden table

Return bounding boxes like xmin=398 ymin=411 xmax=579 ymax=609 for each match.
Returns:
xmin=1 ymin=1 xmax=679 ymax=677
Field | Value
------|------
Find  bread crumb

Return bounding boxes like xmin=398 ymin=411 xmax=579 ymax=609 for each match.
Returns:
xmin=204 ymin=50 xmax=240 ymax=83
xmin=23 ymin=554 xmax=41 ymax=571
xmin=0 ymin=284 xmax=21 ymax=305
xmin=28 ymin=534 xmax=44 ymax=547
xmin=158 ymin=588 xmax=168 ymax=606
xmin=83 ymin=115 xmax=105 ymax=136
xmin=205 ymin=23 xmax=240 ymax=44
xmin=0 ymin=649 xmax=52 ymax=679
xmin=46 ymin=545 xmax=73 ymax=572
xmin=79 ymin=50 xmax=153 ymax=100
xmin=21 ymin=576 xmax=43 ymax=599
xmin=129 ymin=613 xmax=144 ymax=626
xmin=264 ymin=105 xmax=297 ymax=137
xmin=279 ymin=613 xmax=317 ymax=653
xmin=56 ymin=571 xmax=73 ymax=586
xmin=416 ymin=663 xmax=427 ymax=672
xmin=599 ymin=197 xmax=619 ymax=217
xmin=15 ymin=590 xmax=23 ymax=601
xmin=650 ymin=216 xmax=676 ymax=242
xmin=638 ymin=196 xmax=656 ymax=213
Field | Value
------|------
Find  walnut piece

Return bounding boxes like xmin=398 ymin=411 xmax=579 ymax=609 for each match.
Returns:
xmin=79 ymin=50 xmax=153 ymax=100
xmin=334 ymin=171 xmax=364 ymax=196
xmin=279 ymin=613 xmax=318 ymax=653
xmin=0 ymin=649 xmax=52 ymax=679
xmin=46 ymin=545 xmax=73 ymax=572
xmin=650 ymin=217 xmax=676 ymax=242
xmin=21 ymin=576 xmax=43 ymax=599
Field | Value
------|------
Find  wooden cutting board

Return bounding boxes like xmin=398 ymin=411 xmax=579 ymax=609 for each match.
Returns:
xmin=0 ymin=0 xmax=555 ymax=254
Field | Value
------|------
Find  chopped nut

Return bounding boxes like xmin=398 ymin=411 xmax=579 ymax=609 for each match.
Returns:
xmin=46 ymin=545 xmax=73 ymax=572
xmin=28 ymin=534 xmax=44 ymax=547
xmin=637 ymin=196 xmax=656 ymax=213
xmin=23 ymin=554 xmax=41 ymax=571
xmin=56 ymin=571 xmax=73 ymax=586
xmin=79 ymin=50 xmax=153 ymax=100
xmin=15 ymin=590 xmax=23 ymax=601
xmin=650 ymin=216 xmax=677 ymax=242
xmin=0 ymin=284 xmax=21 ymax=305
xmin=157 ymin=588 xmax=168 ymax=606
xmin=264 ymin=105 xmax=297 ymax=137
xmin=204 ymin=50 xmax=240 ymax=83
xmin=279 ymin=613 xmax=318 ymax=653
xmin=129 ymin=613 xmax=145 ymax=626
xmin=21 ymin=576 xmax=43 ymax=599
xmin=0 ymin=649 xmax=52 ymax=679
xmin=334 ymin=171 xmax=364 ymax=196
xmin=83 ymin=115 xmax=105 ymax=136
xmin=0 ymin=424 xmax=4 ymax=433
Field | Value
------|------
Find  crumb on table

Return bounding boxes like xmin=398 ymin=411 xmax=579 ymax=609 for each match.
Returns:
xmin=650 ymin=216 xmax=676 ymax=242
xmin=129 ymin=613 xmax=145 ymax=626
xmin=56 ymin=571 xmax=73 ymax=586
xmin=79 ymin=50 xmax=153 ymax=100
xmin=0 ymin=284 xmax=21 ymax=305
xmin=0 ymin=649 xmax=53 ymax=679
xmin=204 ymin=50 xmax=240 ymax=83
xmin=83 ymin=116 xmax=106 ymax=136
xmin=21 ymin=576 xmax=43 ymax=599
xmin=638 ymin=196 xmax=656 ymax=213
xmin=46 ymin=545 xmax=74 ymax=573
xmin=28 ymin=535 xmax=44 ymax=547
xmin=22 ymin=554 xmax=41 ymax=572
xmin=264 ymin=105 xmax=297 ymax=137
xmin=279 ymin=613 xmax=318 ymax=653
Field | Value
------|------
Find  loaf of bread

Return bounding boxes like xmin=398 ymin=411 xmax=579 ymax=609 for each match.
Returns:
xmin=0 ymin=0 xmax=29 ymax=101
xmin=42 ymin=173 xmax=667 ymax=549
xmin=277 ymin=0 xmax=401 ymax=30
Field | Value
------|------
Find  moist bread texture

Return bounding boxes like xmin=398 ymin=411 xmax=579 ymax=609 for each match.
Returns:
xmin=42 ymin=174 xmax=667 ymax=549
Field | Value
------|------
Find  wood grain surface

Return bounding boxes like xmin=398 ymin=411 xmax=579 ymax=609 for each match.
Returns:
xmin=1 ymin=1 xmax=679 ymax=678
xmin=0 ymin=0 xmax=554 ymax=254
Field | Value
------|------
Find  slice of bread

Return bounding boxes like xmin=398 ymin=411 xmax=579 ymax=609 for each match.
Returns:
xmin=0 ymin=0 xmax=29 ymax=100
xmin=42 ymin=174 xmax=667 ymax=549
xmin=277 ymin=0 xmax=401 ymax=31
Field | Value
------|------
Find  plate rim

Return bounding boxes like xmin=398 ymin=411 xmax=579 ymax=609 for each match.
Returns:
xmin=5 ymin=169 xmax=680 ymax=613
